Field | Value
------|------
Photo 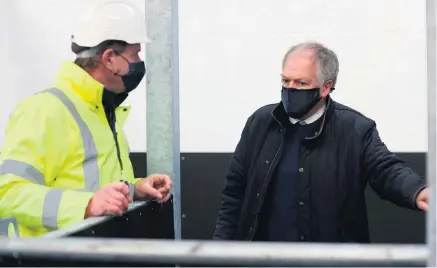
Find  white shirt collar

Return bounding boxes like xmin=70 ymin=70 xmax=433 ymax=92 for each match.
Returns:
xmin=289 ymin=103 xmax=326 ymax=125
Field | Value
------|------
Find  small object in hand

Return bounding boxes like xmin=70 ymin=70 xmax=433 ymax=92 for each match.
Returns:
xmin=120 ymin=180 xmax=134 ymax=201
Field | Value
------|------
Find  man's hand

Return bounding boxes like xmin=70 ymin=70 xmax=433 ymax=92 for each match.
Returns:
xmin=416 ymin=188 xmax=429 ymax=211
xmin=135 ymin=174 xmax=172 ymax=203
xmin=85 ymin=182 xmax=131 ymax=218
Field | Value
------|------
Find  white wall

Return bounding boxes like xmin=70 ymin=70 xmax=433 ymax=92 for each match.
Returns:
xmin=0 ymin=0 xmax=428 ymax=153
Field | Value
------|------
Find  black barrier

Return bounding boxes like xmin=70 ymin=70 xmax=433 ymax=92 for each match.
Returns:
xmin=66 ymin=199 xmax=174 ymax=239
xmin=0 ymin=198 xmax=175 ymax=267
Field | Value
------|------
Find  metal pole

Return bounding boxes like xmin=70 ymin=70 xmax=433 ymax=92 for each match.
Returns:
xmin=0 ymin=238 xmax=427 ymax=267
xmin=426 ymin=0 xmax=437 ymax=266
xmin=146 ymin=0 xmax=181 ymax=240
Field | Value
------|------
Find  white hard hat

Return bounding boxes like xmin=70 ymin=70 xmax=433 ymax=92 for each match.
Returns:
xmin=72 ymin=0 xmax=150 ymax=48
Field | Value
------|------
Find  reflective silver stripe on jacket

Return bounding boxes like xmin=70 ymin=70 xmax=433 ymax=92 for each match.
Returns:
xmin=42 ymin=88 xmax=100 ymax=229
xmin=0 ymin=159 xmax=44 ymax=184
xmin=42 ymin=188 xmax=64 ymax=229
xmin=0 ymin=88 xmax=100 ymax=229
xmin=44 ymin=88 xmax=100 ymax=192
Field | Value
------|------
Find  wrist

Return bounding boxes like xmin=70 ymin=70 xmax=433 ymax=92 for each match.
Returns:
xmin=134 ymin=178 xmax=148 ymax=200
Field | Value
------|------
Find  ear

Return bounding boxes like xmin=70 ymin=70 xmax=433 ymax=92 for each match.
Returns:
xmin=320 ymin=80 xmax=333 ymax=98
xmin=100 ymin=48 xmax=116 ymax=69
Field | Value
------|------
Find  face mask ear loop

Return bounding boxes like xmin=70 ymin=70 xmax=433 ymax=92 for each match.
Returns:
xmin=101 ymin=48 xmax=127 ymax=76
xmin=113 ymin=52 xmax=132 ymax=76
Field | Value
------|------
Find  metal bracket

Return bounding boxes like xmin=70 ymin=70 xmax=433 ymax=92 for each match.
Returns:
xmin=0 ymin=217 xmax=19 ymax=237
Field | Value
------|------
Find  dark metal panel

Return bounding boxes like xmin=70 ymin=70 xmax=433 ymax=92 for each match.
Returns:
xmin=130 ymin=152 xmax=427 ymax=243
xmin=66 ymin=199 xmax=174 ymax=239
xmin=365 ymin=153 xmax=426 ymax=244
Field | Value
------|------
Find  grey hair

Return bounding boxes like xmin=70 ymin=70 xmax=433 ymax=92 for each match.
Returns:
xmin=282 ymin=42 xmax=339 ymax=87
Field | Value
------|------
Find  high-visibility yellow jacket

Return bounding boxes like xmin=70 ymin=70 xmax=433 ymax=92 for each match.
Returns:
xmin=0 ymin=61 xmax=141 ymax=237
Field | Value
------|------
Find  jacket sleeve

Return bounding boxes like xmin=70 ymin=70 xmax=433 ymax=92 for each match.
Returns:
xmin=363 ymin=124 xmax=426 ymax=209
xmin=0 ymin=96 xmax=94 ymax=232
xmin=213 ymin=115 xmax=254 ymax=240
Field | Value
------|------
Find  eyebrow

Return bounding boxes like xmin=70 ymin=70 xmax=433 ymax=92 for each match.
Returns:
xmin=281 ymin=74 xmax=305 ymax=81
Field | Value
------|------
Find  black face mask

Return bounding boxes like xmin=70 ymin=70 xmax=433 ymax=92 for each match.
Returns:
xmin=281 ymin=86 xmax=321 ymax=118
xmin=121 ymin=61 xmax=146 ymax=93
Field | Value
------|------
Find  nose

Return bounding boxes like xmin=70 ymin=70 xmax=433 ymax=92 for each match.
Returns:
xmin=283 ymin=80 xmax=297 ymax=88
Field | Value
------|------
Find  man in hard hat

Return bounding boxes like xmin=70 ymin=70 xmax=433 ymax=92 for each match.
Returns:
xmin=0 ymin=0 xmax=172 ymax=237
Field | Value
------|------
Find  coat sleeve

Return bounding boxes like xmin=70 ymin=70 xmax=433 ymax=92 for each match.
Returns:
xmin=0 ymin=95 xmax=94 ymax=233
xmin=213 ymin=115 xmax=255 ymax=240
xmin=362 ymin=124 xmax=426 ymax=209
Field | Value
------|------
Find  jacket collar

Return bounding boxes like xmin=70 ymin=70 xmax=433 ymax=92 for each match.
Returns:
xmin=272 ymin=96 xmax=335 ymax=140
xmin=55 ymin=60 xmax=129 ymax=108
xmin=54 ymin=60 xmax=131 ymax=126
xmin=55 ymin=61 xmax=105 ymax=106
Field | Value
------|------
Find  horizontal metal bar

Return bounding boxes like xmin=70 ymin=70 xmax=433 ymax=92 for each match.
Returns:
xmin=0 ymin=238 xmax=427 ymax=267
xmin=42 ymin=201 xmax=148 ymax=238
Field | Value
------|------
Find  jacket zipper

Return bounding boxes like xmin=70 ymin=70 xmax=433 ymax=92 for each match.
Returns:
xmin=250 ymin=127 xmax=285 ymax=239
xmin=108 ymin=108 xmax=124 ymax=179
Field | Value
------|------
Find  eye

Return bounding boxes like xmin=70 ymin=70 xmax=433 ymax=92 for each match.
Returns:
xmin=298 ymin=81 xmax=308 ymax=86
xmin=281 ymin=78 xmax=290 ymax=84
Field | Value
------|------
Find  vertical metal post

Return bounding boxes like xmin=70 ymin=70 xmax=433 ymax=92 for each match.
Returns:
xmin=426 ymin=0 xmax=437 ymax=266
xmin=146 ymin=0 xmax=181 ymax=240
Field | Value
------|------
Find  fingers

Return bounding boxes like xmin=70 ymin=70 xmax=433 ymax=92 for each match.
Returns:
xmin=111 ymin=182 xmax=130 ymax=196
xmin=102 ymin=183 xmax=130 ymax=215
xmin=106 ymin=186 xmax=130 ymax=209
xmin=163 ymin=176 xmax=172 ymax=191
xmin=87 ymin=182 xmax=134 ymax=217
xmin=150 ymin=174 xmax=172 ymax=191
xmin=419 ymin=202 xmax=429 ymax=212
xmin=158 ymin=175 xmax=172 ymax=188
xmin=104 ymin=203 xmax=125 ymax=216
xmin=147 ymin=174 xmax=172 ymax=202
xmin=158 ymin=193 xmax=172 ymax=203
xmin=147 ymin=187 xmax=163 ymax=200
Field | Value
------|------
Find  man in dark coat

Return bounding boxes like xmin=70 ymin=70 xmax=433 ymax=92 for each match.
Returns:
xmin=213 ymin=42 xmax=429 ymax=243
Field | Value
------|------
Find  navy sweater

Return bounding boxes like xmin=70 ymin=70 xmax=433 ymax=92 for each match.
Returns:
xmin=254 ymin=121 xmax=316 ymax=242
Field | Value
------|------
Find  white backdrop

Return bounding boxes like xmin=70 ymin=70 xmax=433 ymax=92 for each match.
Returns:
xmin=0 ymin=0 xmax=428 ymax=153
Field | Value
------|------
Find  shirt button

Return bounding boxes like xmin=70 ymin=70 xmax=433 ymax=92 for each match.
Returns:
xmin=265 ymin=160 xmax=270 ymax=164
xmin=300 ymin=235 xmax=305 ymax=241
xmin=256 ymin=193 xmax=260 ymax=199
xmin=249 ymin=226 xmax=253 ymax=232
xmin=298 ymin=168 xmax=304 ymax=172
xmin=299 ymin=201 xmax=304 ymax=206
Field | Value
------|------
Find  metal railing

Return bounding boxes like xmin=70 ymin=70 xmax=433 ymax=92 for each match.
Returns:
xmin=0 ymin=197 xmax=429 ymax=266
xmin=0 ymin=237 xmax=428 ymax=267
xmin=0 ymin=199 xmax=429 ymax=267
xmin=42 ymin=201 xmax=154 ymax=238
